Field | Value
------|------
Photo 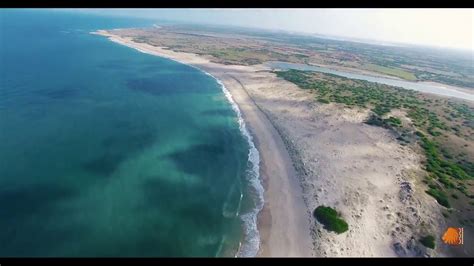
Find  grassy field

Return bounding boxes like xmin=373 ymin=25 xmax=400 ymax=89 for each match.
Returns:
xmin=276 ymin=69 xmax=474 ymax=229
xmin=364 ymin=63 xmax=417 ymax=80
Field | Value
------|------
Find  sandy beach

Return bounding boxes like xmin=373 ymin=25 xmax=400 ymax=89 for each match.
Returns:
xmin=93 ymin=29 xmax=447 ymax=257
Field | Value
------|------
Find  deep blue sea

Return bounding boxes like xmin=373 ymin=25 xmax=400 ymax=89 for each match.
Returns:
xmin=0 ymin=9 xmax=260 ymax=257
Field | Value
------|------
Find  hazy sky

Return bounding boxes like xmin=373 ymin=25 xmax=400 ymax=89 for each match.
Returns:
xmin=74 ymin=8 xmax=473 ymax=51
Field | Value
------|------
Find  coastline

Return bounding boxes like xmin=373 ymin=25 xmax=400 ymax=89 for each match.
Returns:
xmin=213 ymin=74 xmax=263 ymax=257
xmin=92 ymin=29 xmax=448 ymax=257
xmin=91 ymin=30 xmax=314 ymax=257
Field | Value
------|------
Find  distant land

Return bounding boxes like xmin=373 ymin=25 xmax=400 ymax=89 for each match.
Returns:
xmin=111 ymin=23 xmax=473 ymax=89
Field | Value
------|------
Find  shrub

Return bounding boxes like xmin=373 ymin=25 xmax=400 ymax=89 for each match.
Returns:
xmin=419 ymin=235 xmax=436 ymax=249
xmin=365 ymin=114 xmax=385 ymax=127
xmin=317 ymin=98 xmax=330 ymax=104
xmin=426 ymin=188 xmax=450 ymax=208
xmin=384 ymin=116 xmax=402 ymax=127
xmin=313 ymin=206 xmax=349 ymax=234
xmin=415 ymin=131 xmax=425 ymax=137
xmin=372 ymin=105 xmax=391 ymax=116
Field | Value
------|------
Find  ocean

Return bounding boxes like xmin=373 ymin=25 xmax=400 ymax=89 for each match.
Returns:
xmin=0 ymin=9 xmax=261 ymax=257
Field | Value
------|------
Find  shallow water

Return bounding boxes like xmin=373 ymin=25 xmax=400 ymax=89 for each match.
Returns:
xmin=0 ymin=10 xmax=258 ymax=257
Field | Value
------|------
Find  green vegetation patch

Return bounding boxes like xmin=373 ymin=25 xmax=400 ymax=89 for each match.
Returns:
xmin=426 ymin=188 xmax=450 ymax=208
xmin=419 ymin=133 xmax=471 ymax=181
xmin=365 ymin=114 xmax=386 ymax=128
xmin=448 ymin=102 xmax=474 ymax=130
xmin=313 ymin=206 xmax=349 ymax=234
xmin=276 ymin=69 xmax=473 ymax=215
xmin=384 ymin=116 xmax=402 ymax=127
xmin=317 ymin=97 xmax=330 ymax=104
xmin=275 ymin=70 xmax=422 ymax=114
xmin=419 ymin=235 xmax=436 ymax=249
xmin=364 ymin=63 xmax=417 ymax=81
xmin=365 ymin=114 xmax=403 ymax=131
xmin=208 ymin=48 xmax=264 ymax=65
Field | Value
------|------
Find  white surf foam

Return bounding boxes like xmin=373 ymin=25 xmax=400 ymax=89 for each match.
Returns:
xmin=206 ymin=74 xmax=264 ymax=258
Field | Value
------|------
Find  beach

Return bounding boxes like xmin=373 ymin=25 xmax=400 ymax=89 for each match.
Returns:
xmin=93 ymin=30 xmax=447 ymax=257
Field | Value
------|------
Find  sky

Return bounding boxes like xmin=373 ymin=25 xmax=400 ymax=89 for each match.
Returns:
xmin=67 ymin=8 xmax=473 ymax=51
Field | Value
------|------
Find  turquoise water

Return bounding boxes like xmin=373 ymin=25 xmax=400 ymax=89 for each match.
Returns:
xmin=267 ymin=61 xmax=474 ymax=101
xmin=0 ymin=10 xmax=258 ymax=257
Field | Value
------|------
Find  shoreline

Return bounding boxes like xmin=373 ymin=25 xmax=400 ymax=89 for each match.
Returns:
xmin=92 ymin=30 xmax=314 ymax=257
xmin=92 ymin=29 xmax=448 ymax=257
xmin=212 ymin=74 xmax=263 ymax=257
